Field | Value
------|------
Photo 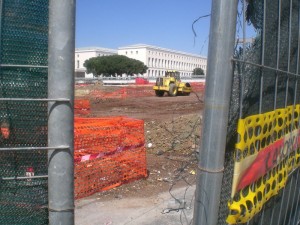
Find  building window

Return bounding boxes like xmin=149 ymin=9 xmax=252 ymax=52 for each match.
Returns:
xmin=77 ymin=60 xmax=80 ymax=68
xmin=136 ymin=51 xmax=138 ymax=54
xmin=125 ymin=51 xmax=127 ymax=55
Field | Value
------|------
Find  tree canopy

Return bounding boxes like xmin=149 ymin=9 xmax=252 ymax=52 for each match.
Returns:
xmin=84 ymin=55 xmax=148 ymax=76
xmin=192 ymin=67 xmax=205 ymax=75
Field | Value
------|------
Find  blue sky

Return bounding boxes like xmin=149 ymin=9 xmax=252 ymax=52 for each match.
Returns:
xmin=76 ymin=0 xmax=212 ymax=56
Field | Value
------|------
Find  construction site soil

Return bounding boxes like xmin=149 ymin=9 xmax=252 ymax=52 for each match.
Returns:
xmin=75 ymin=84 xmax=205 ymax=202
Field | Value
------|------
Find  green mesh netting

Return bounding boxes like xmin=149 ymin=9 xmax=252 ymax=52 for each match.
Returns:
xmin=0 ymin=1 xmax=48 ymax=224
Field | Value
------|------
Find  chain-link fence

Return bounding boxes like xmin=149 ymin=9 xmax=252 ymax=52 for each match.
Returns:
xmin=4 ymin=0 xmax=299 ymax=224
xmin=0 ymin=1 xmax=75 ymax=224
xmin=194 ymin=0 xmax=300 ymax=224
xmin=0 ymin=1 xmax=49 ymax=224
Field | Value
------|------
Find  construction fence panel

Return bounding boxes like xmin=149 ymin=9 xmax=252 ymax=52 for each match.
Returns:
xmin=0 ymin=0 xmax=49 ymax=224
xmin=216 ymin=0 xmax=300 ymax=224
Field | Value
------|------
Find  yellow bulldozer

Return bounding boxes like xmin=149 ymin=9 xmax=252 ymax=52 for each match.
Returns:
xmin=153 ymin=70 xmax=192 ymax=97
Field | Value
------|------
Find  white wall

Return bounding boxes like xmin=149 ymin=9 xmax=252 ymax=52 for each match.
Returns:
xmin=118 ymin=45 xmax=207 ymax=78
xmin=118 ymin=48 xmax=147 ymax=65
xmin=75 ymin=51 xmax=97 ymax=70
xmin=75 ymin=47 xmax=117 ymax=77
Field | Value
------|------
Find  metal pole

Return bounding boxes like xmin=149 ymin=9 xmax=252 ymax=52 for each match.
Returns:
xmin=48 ymin=0 xmax=75 ymax=225
xmin=193 ymin=1 xmax=238 ymax=225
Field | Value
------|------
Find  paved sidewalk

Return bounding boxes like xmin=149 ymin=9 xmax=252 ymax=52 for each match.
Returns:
xmin=75 ymin=185 xmax=196 ymax=225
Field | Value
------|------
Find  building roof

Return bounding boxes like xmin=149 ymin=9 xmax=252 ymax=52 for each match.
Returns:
xmin=75 ymin=46 xmax=117 ymax=54
xmin=118 ymin=44 xmax=207 ymax=58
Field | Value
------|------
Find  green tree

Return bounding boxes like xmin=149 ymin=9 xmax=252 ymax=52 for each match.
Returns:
xmin=192 ymin=67 xmax=205 ymax=75
xmin=84 ymin=55 xmax=148 ymax=77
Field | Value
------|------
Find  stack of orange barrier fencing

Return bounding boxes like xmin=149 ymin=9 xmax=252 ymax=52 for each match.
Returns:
xmin=74 ymin=99 xmax=90 ymax=115
xmin=74 ymin=116 xmax=147 ymax=199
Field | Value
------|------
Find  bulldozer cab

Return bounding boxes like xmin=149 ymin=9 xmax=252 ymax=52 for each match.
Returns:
xmin=165 ymin=71 xmax=180 ymax=80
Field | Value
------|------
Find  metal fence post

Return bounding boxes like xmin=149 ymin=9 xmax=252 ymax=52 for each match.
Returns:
xmin=48 ymin=0 xmax=76 ymax=225
xmin=193 ymin=1 xmax=238 ymax=225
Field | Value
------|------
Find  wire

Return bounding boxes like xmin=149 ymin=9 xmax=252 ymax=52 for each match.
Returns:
xmin=192 ymin=14 xmax=211 ymax=47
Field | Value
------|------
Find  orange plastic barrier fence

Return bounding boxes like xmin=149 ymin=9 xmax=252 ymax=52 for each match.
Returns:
xmin=190 ymin=82 xmax=205 ymax=92
xmin=90 ymin=86 xmax=154 ymax=99
xmin=135 ymin=77 xmax=149 ymax=85
xmin=90 ymin=83 xmax=205 ymax=99
xmin=74 ymin=116 xmax=147 ymax=199
xmin=74 ymin=99 xmax=90 ymax=115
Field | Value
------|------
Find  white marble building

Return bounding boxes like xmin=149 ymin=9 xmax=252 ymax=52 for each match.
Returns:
xmin=75 ymin=44 xmax=207 ymax=78
xmin=75 ymin=47 xmax=117 ymax=78
xmin=118 ymin=44 xmax=207 ymax=77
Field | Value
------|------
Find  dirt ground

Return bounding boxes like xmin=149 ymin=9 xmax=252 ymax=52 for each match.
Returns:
xmin=75 ymin=83 xmax=205 ymax=201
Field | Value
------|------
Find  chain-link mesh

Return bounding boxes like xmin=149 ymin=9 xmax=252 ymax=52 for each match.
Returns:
xmin=218 ymin=0 xmax=300 ymax=224
xmin=0 ymin=1 xmax=48 ymax=224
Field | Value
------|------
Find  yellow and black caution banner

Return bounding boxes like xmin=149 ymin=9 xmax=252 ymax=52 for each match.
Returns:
xmin=227 ymin=105 xmax=300 ymax=224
